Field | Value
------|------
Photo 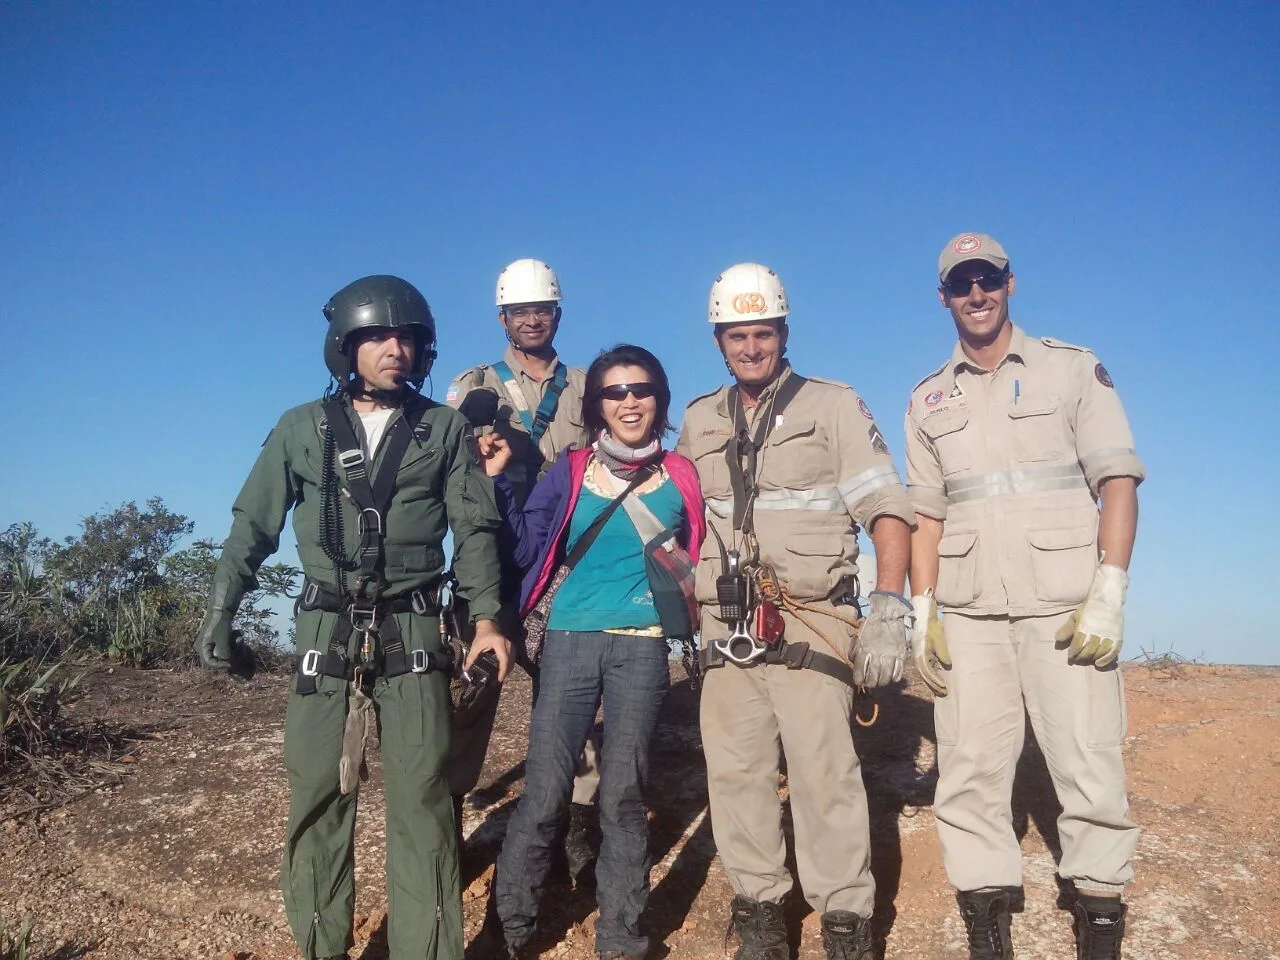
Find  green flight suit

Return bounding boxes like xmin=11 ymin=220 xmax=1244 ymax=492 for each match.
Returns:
xmin=204 ymin=392 xmax=502 ymax=959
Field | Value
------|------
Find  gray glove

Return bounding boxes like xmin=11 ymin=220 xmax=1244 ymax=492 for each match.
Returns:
xmin=853 ymin=591 xmax=910 ymax=687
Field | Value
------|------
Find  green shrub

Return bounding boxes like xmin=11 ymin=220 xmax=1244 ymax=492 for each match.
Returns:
xmin=0 ymin=915 xmax=33 ymax=960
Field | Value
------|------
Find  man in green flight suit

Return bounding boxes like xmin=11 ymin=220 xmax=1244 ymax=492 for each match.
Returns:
xmin=196 ymin=274 xmax=512 ymax=960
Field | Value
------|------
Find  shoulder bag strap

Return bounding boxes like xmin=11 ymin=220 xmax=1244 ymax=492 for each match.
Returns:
xmin=562 ymin=465 xmax=652 ymax=570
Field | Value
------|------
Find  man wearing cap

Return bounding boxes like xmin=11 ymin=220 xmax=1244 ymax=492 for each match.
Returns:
xmin=444 ymin=258 xmax=600 ymax=878
xmin=905 ymin=234 xmax=1142 ymax=960
xmin=678 ymin=263 xmax=915 ymax=960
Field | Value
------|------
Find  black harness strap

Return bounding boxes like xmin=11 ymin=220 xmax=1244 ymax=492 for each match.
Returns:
xmin=320 ymin=399 xmax=429 ymax=601
xmin=699 ymin=638 xmax=854 ymax=687
xmin=725 ymin=372 xmax=808 ymax=536
xmin=297 ymin=399 xmax=439 ymax=695
xmin=293 ymin=581 xmax=449 ymax=694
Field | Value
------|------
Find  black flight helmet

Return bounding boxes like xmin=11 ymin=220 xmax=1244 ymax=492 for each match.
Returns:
xmin=322 ymin=275 xmax=437 ymax=386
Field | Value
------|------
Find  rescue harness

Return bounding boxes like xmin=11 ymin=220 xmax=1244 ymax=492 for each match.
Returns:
xmin=704 ymin=372 xmax=877 ymax=723
xmin=296 ymin=395 xmax=454 ymax=696
xmin=492 ymin=360 xmax=568 ymax=448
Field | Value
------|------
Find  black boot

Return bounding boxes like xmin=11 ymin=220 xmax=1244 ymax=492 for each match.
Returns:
xmin=956 ymin=889 xmax=1013 ymax=960
xmin=564 ymin=801 xmax=599 ymax=888
xmin=1073 ymin=895 xmax=1126 ymax=960
xmin=727 ymin=895 xmax=789 ymax=960
xmin=819 ymin=910 xmax=874 ymax=960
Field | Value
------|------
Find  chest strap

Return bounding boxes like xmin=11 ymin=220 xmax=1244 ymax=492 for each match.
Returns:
xmin=725 ymin=372 xmax=808 ymax=536
xmin=321 ymin=399 xmax=430 ymax=601
xmin=492 ymin=360 xmax=568 ymax=448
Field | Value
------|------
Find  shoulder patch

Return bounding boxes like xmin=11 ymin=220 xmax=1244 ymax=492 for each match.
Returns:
xmin=1040 ymin=337 xmax=1087 ymax=353
xmin=911 ymin=361 xmax=949 ymax=395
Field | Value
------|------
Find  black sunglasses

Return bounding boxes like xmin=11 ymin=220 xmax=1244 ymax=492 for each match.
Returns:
xmin=598 ymin=382 xmax=656 ymax=402
xmin=942 ymin=272 xmax=1008 ymax=298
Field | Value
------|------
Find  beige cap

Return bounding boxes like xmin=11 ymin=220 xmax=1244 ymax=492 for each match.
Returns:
xmin=938 ymin=233 xmax=1009 ymax=281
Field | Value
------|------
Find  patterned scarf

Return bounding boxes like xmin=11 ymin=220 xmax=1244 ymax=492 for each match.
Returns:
xmin=594 ymin=430 xmax=663 ymax=478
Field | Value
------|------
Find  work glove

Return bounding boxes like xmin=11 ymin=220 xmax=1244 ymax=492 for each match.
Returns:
xmin=195 ymin=582 xmax=252 ymax=677
xmin=197 ymin=610 xmax=235 ymax=669
xmin=853 ymin=591 xmax=910 ymax=687
xmin=1055 ymin=563 xmax=1128 ymax=668
xmin=910 ymin=590 xmax=951 ymax=697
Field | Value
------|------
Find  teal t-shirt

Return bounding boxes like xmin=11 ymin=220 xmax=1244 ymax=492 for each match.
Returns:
xmin=547 ymin=474 xmax=685 ymax=632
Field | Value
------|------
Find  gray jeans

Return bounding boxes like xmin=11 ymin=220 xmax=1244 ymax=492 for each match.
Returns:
xmin=494 ymin=629 xmax=669 ymax=956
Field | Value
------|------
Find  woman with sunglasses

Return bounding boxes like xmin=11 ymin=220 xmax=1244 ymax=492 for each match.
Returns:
xmin=476 ymin=343 xmax=705 ymax=960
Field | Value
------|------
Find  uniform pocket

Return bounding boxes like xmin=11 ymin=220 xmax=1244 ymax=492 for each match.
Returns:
xmin=933 ymin=666 xmax=959 ymax=745
xmin=1027 ymin=526 xmax=1096 ymax=604
xmin=935 ymin=530 xmax=979 ymax=607
xmin=1086 ymin=665 xmax=1127 ymax=748
xmin=921 ymin=409 xmax=972 ymax=477
xmin=690 ymin=430 xmax=734 ymax=499
xmin=1008 ymin=397 xmax=1066 ymax=463
xmin=782 ymin=531 xmax=853 ymax=599
xmin=765 ymin=419 xmax=821 ymax=487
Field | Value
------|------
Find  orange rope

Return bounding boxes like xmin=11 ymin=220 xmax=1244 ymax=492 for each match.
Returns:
xmin=750 ymin=565 xmax=879 ymax=728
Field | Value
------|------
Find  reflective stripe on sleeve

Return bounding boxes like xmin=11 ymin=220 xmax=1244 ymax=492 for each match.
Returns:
xmin=945 ymin=463 xmax=1088 ymax=504
xmin=838 ymin=464 xmax=903 ymax=510
xmin=705 ymin=470 xmax=901 ymax=519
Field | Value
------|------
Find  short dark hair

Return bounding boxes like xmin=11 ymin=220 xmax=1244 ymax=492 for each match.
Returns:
xmin=582 ymin=343 xmax=674 ymax=440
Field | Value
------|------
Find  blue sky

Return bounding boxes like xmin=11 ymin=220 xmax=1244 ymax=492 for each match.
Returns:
xmin=3 ymin=2 xmax=1276 ymax=663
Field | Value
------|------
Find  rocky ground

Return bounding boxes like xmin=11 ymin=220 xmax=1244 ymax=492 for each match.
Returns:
xmin=1 ymin=659 xmax=1277 ymax=959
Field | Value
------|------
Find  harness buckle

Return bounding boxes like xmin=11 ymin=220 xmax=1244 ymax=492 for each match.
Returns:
xmin=301 ymin=581 xmax=320 ymax=609
xmin=358 ymin=507 xmax=383 ymax=536
xmin=411 ymin=649 xmax=429 ymax=673
xmin=338 ymin=449 xmax=365 ymax=470
xmin=410 ymin=588 xmax=429 ymax=616
xmin=349 ymin=603 xmax=378 ymax=632
xmin=300 ymin=649 xmax=321 ymax=677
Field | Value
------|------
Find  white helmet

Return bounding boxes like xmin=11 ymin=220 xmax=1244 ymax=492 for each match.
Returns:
xmin=495 ymin=258 xmax=563 ymax=307
xmin=708 ymin=263 xmax=790 ymax=324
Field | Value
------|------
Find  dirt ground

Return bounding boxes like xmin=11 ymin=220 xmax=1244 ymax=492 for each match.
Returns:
xmin=2 ymin=659 xmax=1278 ymax=959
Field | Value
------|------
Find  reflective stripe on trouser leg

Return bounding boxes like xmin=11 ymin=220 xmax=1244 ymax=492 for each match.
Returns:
xmin=281 ymin=664 xmax=357 ymax=959
xmin=375 ymin=612 xmax=462 ymax=959
xmin=933 ymin=614 xmax=1029 ymax=891
xmin=1017 ymin=612 xmax=1137 ymax=891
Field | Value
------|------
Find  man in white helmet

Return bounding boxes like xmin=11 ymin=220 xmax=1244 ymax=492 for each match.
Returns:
xmin=445 ymin=259 xmax=600 ymax=879
xmin=905 ymin=234 xmax=1142 ymax=960
xmin=676 ymin=263 xmax=916 ymax=960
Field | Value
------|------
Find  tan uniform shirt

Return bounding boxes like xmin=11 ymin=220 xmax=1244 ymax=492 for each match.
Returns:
xmin=677 ymin=364 xmax=915 ymax=626
xmin=446 ymin=346 xmax=588 ymax=500
xmin=904 ymin=324 xmax=1144 ymax=617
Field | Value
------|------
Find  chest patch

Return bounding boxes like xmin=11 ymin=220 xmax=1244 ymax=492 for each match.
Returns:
xmin=1095 ymin=363 xmax=1114 ymax=388
xmin=925 ymin=390 xmax=945 ymax=407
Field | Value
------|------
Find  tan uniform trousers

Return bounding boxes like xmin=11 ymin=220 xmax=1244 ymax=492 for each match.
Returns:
xmin=934 ymin=611 xmax=1138 ymax=894
xmin=701 ymin=603 xmax=874 ymax=918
